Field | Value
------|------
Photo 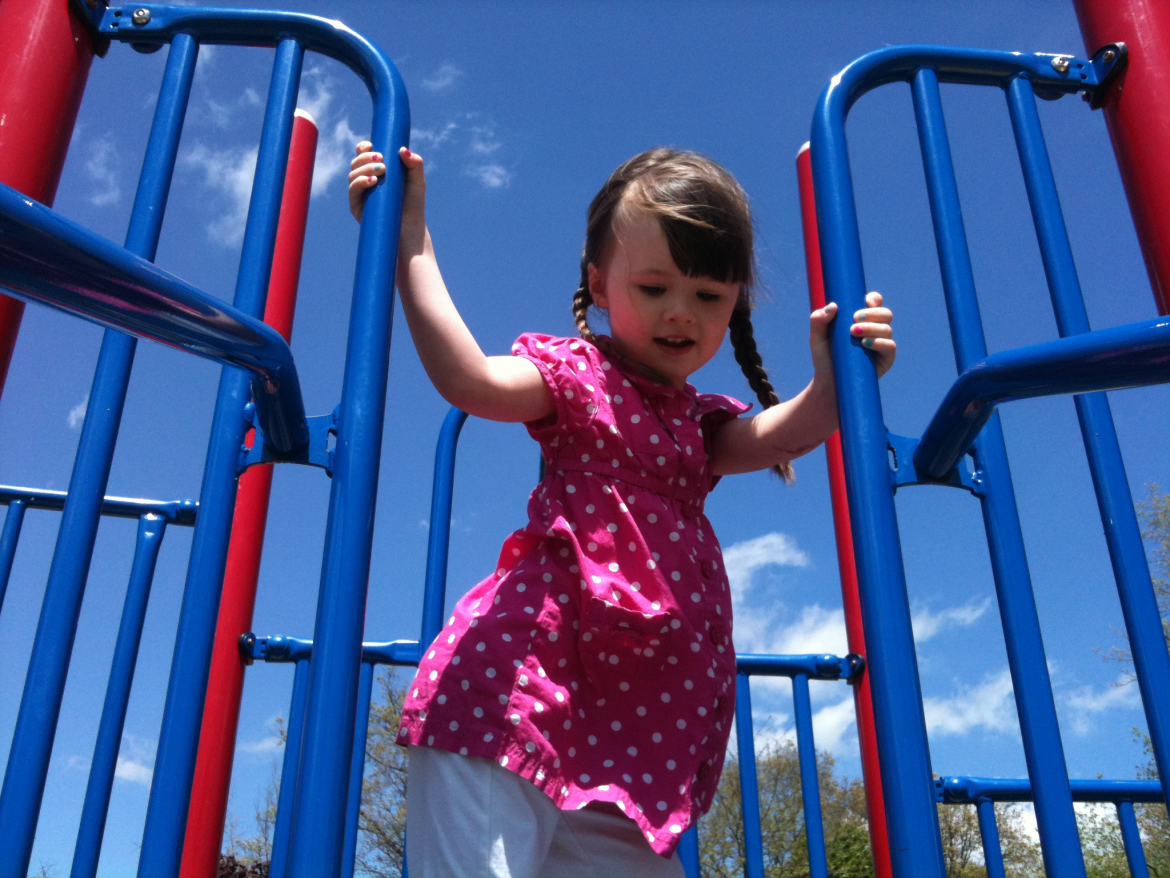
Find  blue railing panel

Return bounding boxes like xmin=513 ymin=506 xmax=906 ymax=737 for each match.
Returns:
xmin=0 ymin=499 xmax=26 ymax=612
xmin=0 ymin=34 xmax=199 ymax=878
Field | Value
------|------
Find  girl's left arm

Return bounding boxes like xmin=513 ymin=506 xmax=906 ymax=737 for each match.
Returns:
xmin=710 ymin=293 xmax=895 ymax=476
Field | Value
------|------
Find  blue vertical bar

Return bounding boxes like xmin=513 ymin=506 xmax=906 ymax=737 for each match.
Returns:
xmin=1006 ymin=75 xmax=1170 ymax=813
xmin=975 ymin=800 xmax=1007 ymax=878
xmin=137 ymin=38 xmax=304 ymax=878
xmin=734 ymin=673 xmax=765 ymax=878
xmin=418 ymin=408 xmax=469 ymax=657
xmin=0 ymin=36 xmax=199 ymax=878
xmin=1116 ymin=801 xmax=1150 ymax=878
xmin=911 ymin=68 xmax=1085 ymax=878
xmin=793 ymin=674 xmax=829 ymax=878
xmin=71 ymin=515 xmax=168 ymax=878
xmin=271 ymin=660 xmax=311 ymax=878
xmin=0 ymin=499 xmax=26 ymax=613
xmin=811 ymin=67 xmax=946 ymax=878
xmin=341 ymin=663 xmax=375 ymax=878
xmin=285 ymin=43 xmax=409 ymax=878
xmin=677 ymin=827 xmax=700 ymax=878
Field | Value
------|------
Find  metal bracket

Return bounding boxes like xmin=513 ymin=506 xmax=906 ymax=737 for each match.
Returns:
xmin=887 ymin=432 xmax=984 ymax=497
xmin=100 ymin=5 xmax=164 ymax=53
xmin=239 ymin=407 xmax=337 ymax=476
xmin=69 ymin=0 xmax=112 ymax=57
xmin=1086 ymin=42 xmax=1127 ymax=110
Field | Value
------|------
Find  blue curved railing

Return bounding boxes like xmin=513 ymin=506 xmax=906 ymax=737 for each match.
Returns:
xmin=812 ymin=43 xmax=1169 ymax=878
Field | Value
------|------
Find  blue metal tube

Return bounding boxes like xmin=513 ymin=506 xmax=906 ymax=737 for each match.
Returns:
xmin=0 ymin=499 xmax=26 ymax=614
xmin=0 ymin=36 xmax=198 ymax=878
xmin=0 ymin=485 xmax=196 ymax=524
xmin=793 ymin=674 xmax=829 ymax=878
xmin=736 ymin=652 xmax=858 ymax=681
xmin=734 ymin=673 xmax=765 ymax=878
xmin=341 ymin=663 xmax=375 ymax=878
xmin=71 ymin=514 xmax=168 ymax=878
xmin=418 ymin=408 xmax=469 ymax=659
xmin=938 ymin=776 xmax=1165 ymax=805
xmin=1006 ymin=76 xmax=1170 ymax=815
xmin=811 ymin=54 xmax=946 ymax=878
xmin=271 ymin=659 xmax=311 ymax=878
xmin=677 ymin=827 xmax=700 ymax=878
xmin=912 ymin=316 xmax=1170 ymax=478
xmin=1116 ymin=801 xmax=1151 ymax=878
xmin=910 ymin=67 xmax=1085 ymax=878
xmin=975 ymin=799 xmax=1007 ymax=878
xmin=137 ymin=38 xmax=304 ymax=878
xmin=285 ymin=30 xmax=409 ymax=878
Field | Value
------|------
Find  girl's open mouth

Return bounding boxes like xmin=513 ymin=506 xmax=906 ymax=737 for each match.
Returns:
xmin=654 ymin=337 xmax=695 ymax=352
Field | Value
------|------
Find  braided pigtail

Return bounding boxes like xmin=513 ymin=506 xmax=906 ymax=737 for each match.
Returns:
xmin=572 ymin=263 xmax=598 ymax=345
xmin=729 ymin=307 xmax=795 ymax=483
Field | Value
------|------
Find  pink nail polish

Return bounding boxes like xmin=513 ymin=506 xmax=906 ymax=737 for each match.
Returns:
xmin=403 ymin=148 xmax=412 ymax=158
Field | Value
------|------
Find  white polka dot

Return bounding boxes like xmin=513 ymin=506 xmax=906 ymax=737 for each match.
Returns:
xmin=684 ymin=679 xmax=693 ymax=689
xmin=646 ymin=559 xmax=657 ymax=570
xmin=510 ymin=713 xmax=521 ymax=725
xmin=534 ymin=701 xmax=544 ymax=712
xmin=449 ymin=720 xmax=459 ymax=731
xmin=462 ymin=679 xmax=470 ymax=690
xmin=648 ymin=513 xmax=658 ymax=523
xmin=588 ymin=735 xmax=598 ymax=745
xmin=556 ymin=691 xmax=565 ymax=701
xmin=500 ymin=755 xmax=508 ymax=766
xmin=669 ymin=532 xmax=680 ymax=542
xmin=566 ymin=485 xmax=576 ymax=494
xmin=611 ymin=721 xmax=622 ymax=731
xmin=679 ymin=477 xmax=687 ymax=486
xmin=499 ymin=694 xmax=509 ymax=704
xmin=691 ymin=592 xmax=701 ymax=602
xmin=650 ymin=434 xmax=660 ymax=444
xmin=473 ymin=707 xmax=484 ymax=717
xmin=542 ymin=572 xmax=552 ymax=582
xmin=549 ymin=631 xmax=559 ymax=642
xmin=486 ymin=668 xmax=497 ymax=678
xmin=661 ymin=693 xmax=671 ymax=702
xmin=427 ymin=735 xmax=434 ymax=745
xmin=580 ymin=774 xmax=591 ymax=783
xmin=651 ymin=600 xmax=661 ymax=610
xmin=667 ymin=759 xmax=677 ymax=769
xmin=643 ymin=773 xmax=654 ymax=783
xmin=657 ymin=801 xmax=668 ymax=811
xmin=627 ymin=745 xmax=638 ymax=756
xmin=671 ymin=571 xmax=681 ymax=582
xmin=526 ymin=741 xmax=536 ymax=753
xmin=587 ymin=542 xmax=598 ymax=552
xmin=657 ymin=456 xmax=666 ymax=465
xmin=671 ymin=619 xmax=682 ymax=629
xmin=677 ymin=719 xmax=687 ymax=729
xmin=596 ymin=440 xmax=604 ymax=449
xmin=429 ymin=670 xmax=438 ymax=681
xmin=607 ymin=523 xmax=618 ymax=533
xmin=670 ymin=823 xmax=682 ymax=833
xmin=631 ymin=414 xmax=641 ymax=423
xmin=437 ymin=694 xmax=447 ymax=704
xmin=653 ymin=733 xmax=663 ymax=742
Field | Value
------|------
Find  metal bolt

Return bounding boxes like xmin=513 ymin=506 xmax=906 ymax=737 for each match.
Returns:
xmin=131 ymin=7 xmax=151 ymax=25
xmin=1103 ymin=49 xmax=1117 ymax=64
xmin=1051 ymin=56 xmax=1070 ymax=74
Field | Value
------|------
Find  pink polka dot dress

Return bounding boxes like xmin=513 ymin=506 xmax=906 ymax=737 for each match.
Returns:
xmin=398 ymin=333 xmax=749 ymax=857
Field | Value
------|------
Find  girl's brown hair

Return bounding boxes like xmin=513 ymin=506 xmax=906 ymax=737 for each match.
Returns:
xmin=572 ymin=147 xmax=793 ymax=482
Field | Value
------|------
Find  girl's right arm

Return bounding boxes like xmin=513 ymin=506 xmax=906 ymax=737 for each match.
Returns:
xmin=349 ymin=142 xmax=554 ymax=423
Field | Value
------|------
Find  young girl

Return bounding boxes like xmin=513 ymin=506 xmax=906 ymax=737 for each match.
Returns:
xmin=349 ymin=144 xmax=894 ymax=877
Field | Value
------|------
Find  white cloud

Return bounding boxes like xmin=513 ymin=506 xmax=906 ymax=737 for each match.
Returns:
xmin=182 ymin=143 xmax=258 ymax=245
xmin=114 ymin=734 xmax=155 ymax=787
xmin=923 ymin=669 xmax=1017 ymax=736
xmin=723 ymin=532 xmax=810 ymax=605
xmin=1065 ymin=675 xmax=1141 ymax=735
xmin=238 ymin=735 xmax=284 ymax=755
xmin=470 ymin=125 xmax=502 ymax=155
xmin=468 ymin=164 xmax=512 ymax=189
xmin=911 ymin=599 xmax=991 ymax=643
xmin=812 ymin=696 xmax=859 ymax=754
xmin=312 ymin=118 xmax=361 ymax=198
xmin=68 ymin=395 xmax=88 ymax=430
xmin=422 ymin=63 xmax=463 ymax=92
xmin=86 ymin=135 xmax=120 ymax=207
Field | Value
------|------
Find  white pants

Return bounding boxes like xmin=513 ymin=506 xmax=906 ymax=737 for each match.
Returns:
xmin=406 ymin=747 xmax=686 ymax=878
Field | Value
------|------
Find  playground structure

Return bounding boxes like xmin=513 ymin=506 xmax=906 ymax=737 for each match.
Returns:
xmin=0 ymin=3 xmax=1168 ymax=878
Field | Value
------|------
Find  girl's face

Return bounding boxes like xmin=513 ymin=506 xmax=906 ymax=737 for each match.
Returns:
xmin=588 ymin=209 xmax=740 ymax=388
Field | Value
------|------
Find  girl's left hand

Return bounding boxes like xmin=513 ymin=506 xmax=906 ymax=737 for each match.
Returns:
xmin=850 ymin=291 xmax=896 ymax=377
xmin=809 ymin=291 xmax=896 ymax=379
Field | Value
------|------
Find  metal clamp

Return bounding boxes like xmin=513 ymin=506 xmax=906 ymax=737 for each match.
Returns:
xmin=239 ymin=407 xmax=338 ymax=475
xmin=1086 ymin=42 xmax=1127 ymax=110
xmin=887 ymin=432 xmax=984 ymax=497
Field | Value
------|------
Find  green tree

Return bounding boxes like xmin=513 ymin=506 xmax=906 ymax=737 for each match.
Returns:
xmin=354 ymin=669 xmax=410 ymax=878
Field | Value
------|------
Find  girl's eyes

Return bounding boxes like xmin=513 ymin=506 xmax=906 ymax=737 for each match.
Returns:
xmin=638 ymin=285 xmax=666 ymax=296
xmin=697 ymin=291 xmax=721 ymax=303
xmin=637 ymin=284 xmax=721 ymax=303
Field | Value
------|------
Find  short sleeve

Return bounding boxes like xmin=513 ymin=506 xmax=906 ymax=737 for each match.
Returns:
xmin=695 ymin=392 xmax=752 ymax=490
xmin=511 ymin=333 xmax=600 ymax=440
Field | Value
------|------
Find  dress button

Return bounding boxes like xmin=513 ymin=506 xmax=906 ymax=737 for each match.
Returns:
xmin=709 ymin=623 xmax=725 ymax=646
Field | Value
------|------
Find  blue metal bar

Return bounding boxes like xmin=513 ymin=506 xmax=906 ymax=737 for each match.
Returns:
xmin=734 ymin=672 xmax=765 ymax=878
xmin=909 ymin=65 xmax=1085 ymax=878
xmin=341 ymin=663 xmax=375 ymax=878
xmin=912 ymin=315 xmax=1170 ymax=478
xmin=418 ymin=408 xmax=469 ymax=659
xmin=284 ymin=22 xmax=409 ymax=876
xmin=1 ymin=485 xmax=197 ymax=524
xmin=938 ymin=777 xmax=1165 ymax=804
xmin=1116 ymin=801 xmax=1151 ymax=878
xmin=71 ymin=514 xmax=168 ymax=878
xmin=975 ymin=799 xmax=1007 ymax=878
xmin=903 ymin=68 xmax=1085 ymax=878
xmin=1006 ymin=75 xmax=1170 ymax=815
xmin=0 ymin=499 xmax=26 ymax=614
xmin=246 ymin=634 xmax=420 ymax=667
xmin=678 ymin=827 xmax=700 ymax=878
xmin=793 ymin=674 xmax=829 ymax=878
xmin=271 ymin=659 xmax=311 ymax=878
xmin=736 ymin=653 xmax=860 ymax=681
xmin=137 ymin=38 xmax=304 ymax=878
xmin=0 ymin=36 xmax=198 ymax=878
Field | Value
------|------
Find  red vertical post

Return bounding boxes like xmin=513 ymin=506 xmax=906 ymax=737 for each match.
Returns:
xmin=797 ymin=142 xmax=894 ymax=878
xmin=1073 ymin=0 xmax=1170 ymax=315
xmin=180 ymin=110 xmax=318 ymax=878
xmin=0 ymin=0 xmax=100 ymax=395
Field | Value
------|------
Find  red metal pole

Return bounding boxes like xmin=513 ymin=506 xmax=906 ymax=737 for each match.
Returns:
xmin=1073 ymin=0 xmax=1170 ymax=315
xmin=0 ymin=0 xmax=100 ymax=395
xmin=797 ymin=142 xmax=894 ymax=878
xmin=180 ymin=110 xmax=318 ymax=878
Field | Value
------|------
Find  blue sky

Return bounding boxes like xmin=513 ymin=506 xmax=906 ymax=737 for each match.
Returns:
xmin=1 ymin=1 xmax=1167 ymax=874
